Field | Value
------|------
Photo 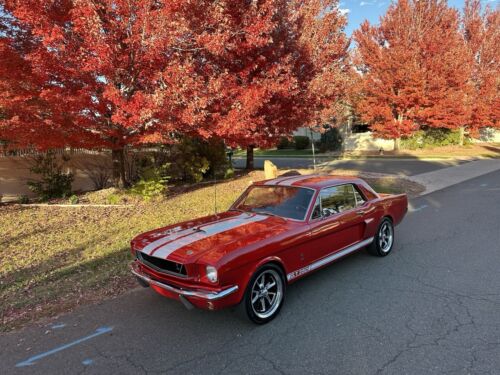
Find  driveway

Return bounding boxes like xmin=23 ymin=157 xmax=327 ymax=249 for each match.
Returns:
xmin=1 ymin=170 xmax=499 ymax=374
xmin=233 ymin=157 xmax=467 ymax=176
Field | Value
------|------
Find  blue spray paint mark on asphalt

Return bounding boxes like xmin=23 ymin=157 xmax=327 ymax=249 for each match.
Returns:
xmin=82 ymin=359 xmax=94 ymax=366
xmin=50 ymin=323 xmax=66 ymax=329
xmin=15 ymin=326 xmax=113 ymax=368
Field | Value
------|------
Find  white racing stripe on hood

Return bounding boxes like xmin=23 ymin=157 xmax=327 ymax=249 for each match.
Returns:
xmin=140 ymin=227 xmax=198 ymax=255
xmin=141 ymin=215 xmax=249 ymax=256
xmin=152 ymin=213 xmax=267 ymax=260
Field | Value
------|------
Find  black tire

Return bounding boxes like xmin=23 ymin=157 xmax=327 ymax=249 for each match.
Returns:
xmin=367 ymin=217 xmax=394 ymax=257
xmin=244 ymin=264 xmax=286 ymax=324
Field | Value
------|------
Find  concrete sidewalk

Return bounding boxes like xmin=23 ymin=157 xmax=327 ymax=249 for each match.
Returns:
xmin=410 ymin=158 xmax=500 ymax=195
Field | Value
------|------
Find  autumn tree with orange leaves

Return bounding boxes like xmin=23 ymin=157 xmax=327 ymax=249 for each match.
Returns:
xmin=0 ymin=0 xmax=349 ymax=183
xmin=353 ymin=0 xmax=481 ymax=150
xmin=462 ymin=0 xmax=500 ymax=143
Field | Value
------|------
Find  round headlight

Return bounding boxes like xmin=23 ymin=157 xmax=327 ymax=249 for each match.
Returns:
xmin=206 ymin=266 xmax=218 ymax=283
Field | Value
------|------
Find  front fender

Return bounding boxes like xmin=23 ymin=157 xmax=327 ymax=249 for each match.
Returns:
xmin=221 ymin=255 xmax=288 ymax=305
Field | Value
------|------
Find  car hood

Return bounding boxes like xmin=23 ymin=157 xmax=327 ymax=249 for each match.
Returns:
xmin=132 ymin=211 xmax=289 ymax=264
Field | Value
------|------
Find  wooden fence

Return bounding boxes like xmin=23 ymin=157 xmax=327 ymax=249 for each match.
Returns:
xmin=0 ymin=147 xmax=108 ymax=158
xmin=0 ymin=152 xmax=113 ymax=201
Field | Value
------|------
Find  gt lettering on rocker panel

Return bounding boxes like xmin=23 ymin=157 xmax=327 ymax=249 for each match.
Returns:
xmin=287 ymin=237 xmax=374 ymax=281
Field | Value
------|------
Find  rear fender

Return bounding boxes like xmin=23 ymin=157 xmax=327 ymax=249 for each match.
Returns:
xmin=378 ymin=193 xmax=408 ymax=226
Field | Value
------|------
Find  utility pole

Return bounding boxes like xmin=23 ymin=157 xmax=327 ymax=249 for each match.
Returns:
xmin=310 ymin=128 xmax=316 ymax=170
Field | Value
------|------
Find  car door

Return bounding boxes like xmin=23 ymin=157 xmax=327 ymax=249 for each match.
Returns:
xmin=306 ymin=184 xmax=368 ymax=262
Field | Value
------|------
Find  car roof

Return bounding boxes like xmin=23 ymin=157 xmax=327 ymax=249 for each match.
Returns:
xmin=254 ymin=174 xmax=364 ymax=190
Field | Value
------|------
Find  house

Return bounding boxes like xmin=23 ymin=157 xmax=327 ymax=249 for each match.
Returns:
xmin=293 ymin=123 xmax=395 ymax=152
xmin=294 ymin=124 xmax=500 ymax=152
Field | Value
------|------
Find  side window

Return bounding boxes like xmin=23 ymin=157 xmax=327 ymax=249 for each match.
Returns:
xmin=341 ymin=184 xmax=356 ymax=211
xmin=311 ymin=196 xmax=321 ymax=220
xmin=320 ymin=186 xmax=343 ymax=217
xmin=351 ymin=185 xmax=367 ymax=207
xmin=311 ymin=184 xmax=363 ymax=220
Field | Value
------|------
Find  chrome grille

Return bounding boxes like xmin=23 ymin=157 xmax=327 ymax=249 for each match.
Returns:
xmin=137 ymin=251 xmax=187 ymax=277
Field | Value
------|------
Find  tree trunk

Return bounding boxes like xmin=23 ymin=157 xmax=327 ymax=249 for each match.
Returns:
xmin=459 ymin=126 xmax=465 ymax=146
xmin=394 ymin=113 xmax=403 ymax=152
xmin=111 ymin=148 xmax=127 ymax=188
xmin=394 ymin=137 xmax=401 ymax=151
xmin=246 ymin=145 xmax=254 ymax=170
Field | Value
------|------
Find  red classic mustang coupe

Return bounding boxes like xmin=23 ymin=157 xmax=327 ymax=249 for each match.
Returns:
xmin=131 ymin=175 xmax=407 ymax=324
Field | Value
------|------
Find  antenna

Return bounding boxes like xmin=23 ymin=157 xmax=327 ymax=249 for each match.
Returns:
xmin=214 ymin=168 xmax=217 ymax=216
xmin=310 ymin=128 xmax=316 ymax=170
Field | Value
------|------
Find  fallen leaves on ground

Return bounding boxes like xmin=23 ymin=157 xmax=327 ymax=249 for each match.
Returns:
xmin=0 ymin=169 xmax=423 ymax=331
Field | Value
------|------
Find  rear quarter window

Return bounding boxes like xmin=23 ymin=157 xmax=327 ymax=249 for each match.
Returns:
xmin=357 ymin=184 xmax=378 ymax=201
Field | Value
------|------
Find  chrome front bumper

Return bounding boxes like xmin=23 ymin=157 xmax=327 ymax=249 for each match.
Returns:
xmin=130 ymin=263 xmax=239 ymax=301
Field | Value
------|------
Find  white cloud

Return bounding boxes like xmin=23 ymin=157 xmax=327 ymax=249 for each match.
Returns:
xmin=360 ymin=1 xmax=373 ymax=6
xmin=339 ymin=8 xmax=351 ymax=15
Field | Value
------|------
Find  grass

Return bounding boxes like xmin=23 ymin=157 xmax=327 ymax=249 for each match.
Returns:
xmin=232 ymin=143 xmax=500 ymax=159
xmin=346 ymin=143 xmax=500 ymax=159
xmin=233 ymin=148 xmax=321 ymax=157
xmin=0 ymin=170 xmax=423 ymax=331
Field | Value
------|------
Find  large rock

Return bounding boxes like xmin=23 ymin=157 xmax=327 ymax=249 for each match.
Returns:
xmin=264 ymin=160 xmax=278 ymax=179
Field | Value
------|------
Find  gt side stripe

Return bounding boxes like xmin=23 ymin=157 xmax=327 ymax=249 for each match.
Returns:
xmin=287 ymin=237 xmax=374 ymax=281
xmin=153 ymin=214 xmax=267 ymax=260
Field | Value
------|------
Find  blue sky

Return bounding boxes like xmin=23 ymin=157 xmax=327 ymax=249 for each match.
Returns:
xmin=341 ymin=0 xmax=499 ymax=35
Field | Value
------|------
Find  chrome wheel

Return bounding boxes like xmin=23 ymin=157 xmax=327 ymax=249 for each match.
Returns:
xmin=378 ymin=221 xmax=394 ymax=253
xmin=250 ymin=269 xmax=283 ymax=320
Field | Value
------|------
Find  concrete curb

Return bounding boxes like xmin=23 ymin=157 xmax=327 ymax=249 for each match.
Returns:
xmin=7 ymin=203 xmax=133 ymax=208
xmin=234 ymin=155 xmax=499 ymax=161
xmin=408 ymin=159 xmax=500 ymax=196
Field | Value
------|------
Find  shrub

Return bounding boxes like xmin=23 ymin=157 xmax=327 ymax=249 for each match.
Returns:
xmin=293 ymin=136 xmax=310 ymax=150
xmin=68 ymin=194 xmax=79 ymax=205
xmin=317 ymin=127 xmax=343 ymax=152
xmin=129 ymin=178 xmax=166 ymax=200
xmin=277 ymin=137 xmax=293 ymax=149
xmin=195 ymin=137 xmax=230 ymax=178
xmin=400 ymin=131 xmax=425 ymax=150
xmin=315 ymin=141 xmax=326 ymax=154
xmin=19 ymin=195 xmax=30 ymax=204
xmin=27 ymin=151 xmax=74 ymax=201
xmin=129 ymin=167 xmax=168 ymax=200
xmin=106 ymin=193 xmax=121 ymax=205
xmin=166 ymin=137 xmax=228 ymax=182
xmin=127 ymin=137 xmax=229 ymax=185
xmin=401 ymin=128 xmax=472 ymax=150
xmin=224 ymin=167 xmax=235 ymax=179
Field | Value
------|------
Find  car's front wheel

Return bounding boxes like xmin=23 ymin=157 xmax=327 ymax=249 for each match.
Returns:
xmin=244 ymin=264 xmax=285 ymax=324
xmin=367 ymin=217 xmax=394 ymax=256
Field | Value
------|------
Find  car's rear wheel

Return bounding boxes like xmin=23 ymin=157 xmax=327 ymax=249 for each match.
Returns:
xmin=367 ymin=217 xmax=394 ymax=256
xmin=244 ymin=264 xmax=285 ymax=324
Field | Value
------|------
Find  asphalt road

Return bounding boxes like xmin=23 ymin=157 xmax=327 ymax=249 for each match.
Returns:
xmin=1 ymin=170 xmax=500 ymax=374
xmin=233 ymin=157 xmax=466 ymax=176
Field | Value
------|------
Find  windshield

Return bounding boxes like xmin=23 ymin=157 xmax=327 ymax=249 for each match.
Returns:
xmin=233 ymin=186 xmax=315 ymax=221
